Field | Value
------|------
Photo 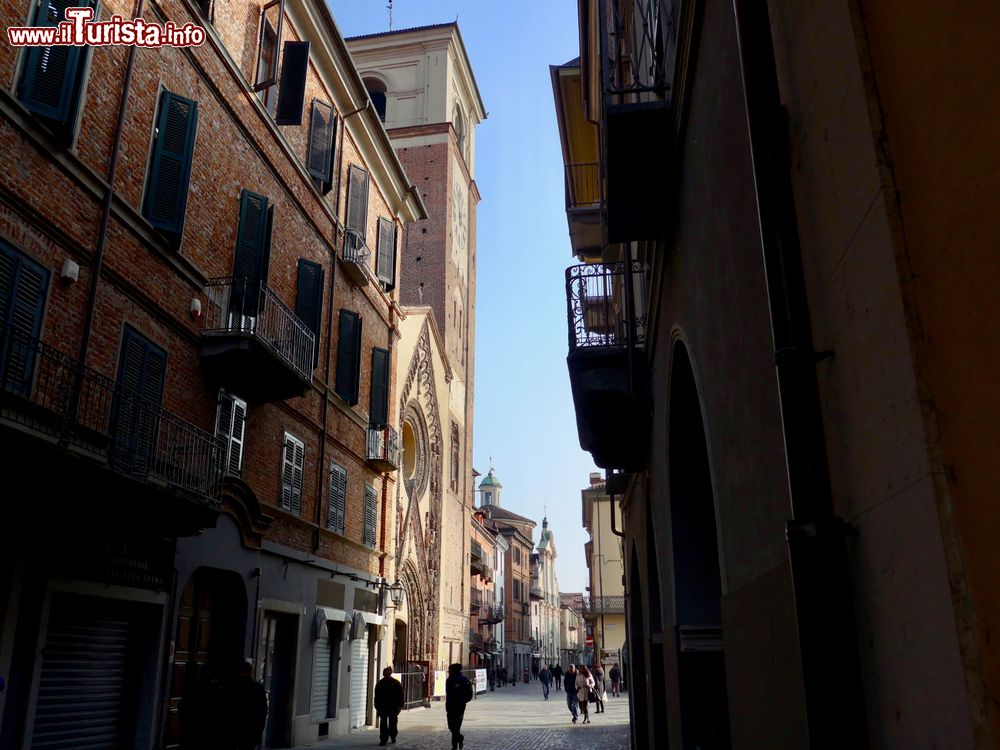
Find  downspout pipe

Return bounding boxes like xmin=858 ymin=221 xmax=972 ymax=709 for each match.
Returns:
xmin=731 ymin=1 xmax=868 ymax=747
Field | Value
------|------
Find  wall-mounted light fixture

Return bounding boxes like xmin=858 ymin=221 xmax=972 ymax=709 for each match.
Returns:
xmin=60 ymin=259 xmax=79 ymax=284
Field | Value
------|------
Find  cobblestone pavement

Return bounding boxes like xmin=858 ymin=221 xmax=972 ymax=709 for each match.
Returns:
xmin=294 ymin=683 xmax=631 ymax=750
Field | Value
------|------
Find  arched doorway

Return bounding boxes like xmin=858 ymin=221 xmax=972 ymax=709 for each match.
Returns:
xmin=669 ymin=342 xmax=731 ymax=749
xmin=165 ymin=568 xmax=248 ymax=749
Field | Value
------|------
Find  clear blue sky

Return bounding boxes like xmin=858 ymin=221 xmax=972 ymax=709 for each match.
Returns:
xmin=329 ymin=0 xmax=599 ymax=594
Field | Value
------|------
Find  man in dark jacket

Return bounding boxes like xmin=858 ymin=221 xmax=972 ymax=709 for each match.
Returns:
xmin=373 ymin=667 xmax=405 ymax=746
xmin=552 ymin=664 xmax=563 ymax=691
xmin=563 ymin=664 xmax=579 ymax=723
xmin=539 ymin=665 xmax=551 ymax=699
xmin=445 ymin=663 xmax=473 ymax=750
xmin=230 ymin=661 xmax=268 ymax=750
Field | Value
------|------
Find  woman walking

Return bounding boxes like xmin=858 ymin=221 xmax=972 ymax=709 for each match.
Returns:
xmin=576 ymin=665 xmax=596 ymax=724
xmin=593 ymin=670 xmax=607 ymax=713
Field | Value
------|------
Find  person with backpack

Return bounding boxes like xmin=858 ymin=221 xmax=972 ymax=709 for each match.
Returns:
xmin=445 ymin=663 xmax=473 ymax=750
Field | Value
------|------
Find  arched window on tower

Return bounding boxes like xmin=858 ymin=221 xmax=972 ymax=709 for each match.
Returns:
xmin=364 ymin=77 xmax=387 ymax=122
xmin=453 ymin=102 xmax=466 ymax=158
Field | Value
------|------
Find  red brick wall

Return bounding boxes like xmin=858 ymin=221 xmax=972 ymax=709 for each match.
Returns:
xmin=0 ymin=0 xmax=406 ymax=575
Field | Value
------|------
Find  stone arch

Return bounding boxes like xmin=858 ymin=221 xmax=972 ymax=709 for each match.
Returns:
xmin=398 ymin=560 xmax=432 ymax=663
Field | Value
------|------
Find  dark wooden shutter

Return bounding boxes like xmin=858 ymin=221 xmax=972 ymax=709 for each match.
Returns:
xmin=114 ymin=326 xmax=166 ymax=474
xmin=275 ymin=41 xmax=310 ymax=125
xmin=280 ymin=433 xmax=304 ymax=514
xmin=369 ymin=347 xmax=389 ymax=428
xmin=231 ymin=190 xmax=270 ymax=316
xmin=0 ymin=242 xmax=49 ymax=395
xmin=19 ymin=0 xmax=90 ymax=123
xmin=363 ymin=484 xmax=377 ymax=547
xmin=375 ymin=218 xmax=395 ymax=287
xmin=327 ymin=463 xmax=347 ymax=534
xmin=144 ymin=91 xmax=198 ymax=234
xmin=334 ymin=310 xmax=361 ymax=405
xmin=307 ymin=100 xmax=335 ymax=182
xmin=294 ymin=259 xmax=324 ymax=368
xmin=216 ymin=391 xmax=246 ymax=476
xmin=345 ymin=166 xmax=369 ymax=236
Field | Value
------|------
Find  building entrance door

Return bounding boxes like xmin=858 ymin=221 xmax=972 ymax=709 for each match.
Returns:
xmin=259 ymin=611 xmax=297 ymax=748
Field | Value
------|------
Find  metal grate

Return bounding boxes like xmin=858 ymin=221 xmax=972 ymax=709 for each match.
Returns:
xmin=565 ymin=261 xmax=646 ymax=351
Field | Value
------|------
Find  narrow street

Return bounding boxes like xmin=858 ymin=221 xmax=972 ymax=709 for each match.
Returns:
xmin=295 ymin=685 xmax=631 ymax=750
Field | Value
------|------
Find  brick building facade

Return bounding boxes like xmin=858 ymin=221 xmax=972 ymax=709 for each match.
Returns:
xmin=0 ymin=0 xmax=423 ymax=747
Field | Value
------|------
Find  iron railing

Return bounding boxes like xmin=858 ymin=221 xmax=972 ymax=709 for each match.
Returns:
xmin=0 ymin=327 xmax=223 ymax=503
xmin=202 ymin=277 xmax=315 ymax=383
xmin=582 ymin=595 xmax=626 ymax=614
xmin=599 ymin=0 xmax=672 ymax=105
xmin=343 ymin=228 xmax=372 ymax=270
xmin=395 ymin=668 xmax=428 ymax=710
xmin=470 ymin=587 xmax=483 ymax=613
xmin=366 ymin=423 xmax=399 ymax=469
xmin=566 ymin=261 xmax=646 ymax=351
xmin=469 ymin=629 xmax=484 ymax=651
xmin=483 ymin=604 xmax=505 ymax=625
xmin=471 ymin=538 xmax=484 ymax=561
xmin=566 ymin=162 xmax=601 ymax=209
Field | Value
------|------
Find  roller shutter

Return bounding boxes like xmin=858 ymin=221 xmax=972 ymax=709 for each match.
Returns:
xmin=311 ymin=625 xmax=332 ymax=720
xmin=349 ymin=634 xmax=369 ymax=728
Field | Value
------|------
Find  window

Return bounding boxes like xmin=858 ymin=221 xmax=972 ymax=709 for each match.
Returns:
xmin=143 ymin=90 xmax=198 ymax=235
xmin=514 ymin=547 xmax=521 ymax=565
xmin=18 ymin=0 xmax=95 ymax=130
xmin=375 ymin=217 xmax=396 ymax=290
xmin=275 ymin=41 xmax=309 ymax=126
xmin=363 ymin=484 xmax=377 ymax=547
xmin=368 ymin=347 xmax=389 ymax=428
xmin=253 ymin=0 xmax=284 ymax=114
xmin=215 ymin=390 xmax=247 ymax=476
xmin=307 ymin=100 xmax=337 ymax=191
xmin=334 ymin=310 xmax=362 ymax=404
xmin=345 ymin=165 xmax=369 ymax=240
xmin=0 ymin=241 xmax=50 ymax=395
xmin=280 ymin=432 xmax=304 ymax=514
xmin=453 ymin=103 xmax=466 ymax=158
xmin=364 ymin=78 xmax=387 ymax=122
xmin=450 ymin=424 xmax=460 ymax=492
xmin=195 ymin=0 xmax=213 ymax=20
xmin=295 ymin=259 xmax=324 ymax=368
xmin=231 ymin=190 xmax=273 ymax=320
xmin=113 ymin=326 xmax=167 ymax=471
xmin=327 ymin=462 xmax=347 ymax=534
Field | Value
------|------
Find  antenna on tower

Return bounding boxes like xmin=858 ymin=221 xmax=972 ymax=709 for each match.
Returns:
xmin=387 ymin=0 xmax=393 ymax=31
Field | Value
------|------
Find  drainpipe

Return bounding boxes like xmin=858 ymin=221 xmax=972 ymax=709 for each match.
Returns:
xmin=731 ymin=1 xmax=868 ymax=747
xmin=378 ymin=298 xmax=396 ymax=578
xmin=75 ymin=0 xmax=144 ymax=374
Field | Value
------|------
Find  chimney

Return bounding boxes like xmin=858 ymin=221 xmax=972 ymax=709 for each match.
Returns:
xmin=589 ymin=472 xmax=602 ymax=486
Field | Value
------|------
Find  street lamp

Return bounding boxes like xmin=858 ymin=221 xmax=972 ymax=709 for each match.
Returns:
xmin=388 ymin=579 xmax=405 ymax=609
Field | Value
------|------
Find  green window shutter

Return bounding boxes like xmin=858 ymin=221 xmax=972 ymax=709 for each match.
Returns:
xmin=363 ymin=484 xmax=377 ymax=547
xmin=280 ymin=432 xmax=304 ymax=514
xmin=0 ymin=242 xmax=50 ymax=395
xmin=368 ymin=347 xmax=389 ymax=428
xmin=327 ymin=463 xmax=347 ymax=534
xmin=275 ymin=41 xmax=310 ymax=126
xmin=231 ymin=190 xmax=270 ymax=316
xmin=345 ymin=166 xmax=369 ymax=236
xmin=307 ymin=100 xmax=336 ymax=183
xmin=215 ymin=390 xmax=247 ymax=476
xmin=294 ymin=259 xmax=324 ymax=368
xmin=375 ymin=218 xmax=395 ymax=287
xmin=334 ymin=310 xmax=361 ymax=405
xmin=143 ymin=90 xmax=199 ymax=234
xmin=18 ymin=0 xmax=90 ymax=123
xmin=113 ymin=326 xmax=167 ymax=473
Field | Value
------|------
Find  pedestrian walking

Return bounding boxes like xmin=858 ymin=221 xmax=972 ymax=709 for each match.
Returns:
xmin=445 ymin=663 xmax=473 ymax=750
xmin=563 ymin=664 xmax=579 ymax=723
xmin=539 ymin=665 xmax=551 ymax=699
xmin=373 ymin=666 xmax=404 ymax=746
xmin=228 ymin=661 xmax=268 ymax=750
xmin=501 ymin=666 xmax=508 ymax=687
xmin=609 ymin=663 xmax=621 ymax=697
xmin=552 ymin=663 xmax=562 ymax=691
xmin=593 ymin=671 xmax=607 ymax=714
xmin=594 ymin=662 xmax=606 ymax=694
xmin=576 ymin=665 xmax=596 ymax=725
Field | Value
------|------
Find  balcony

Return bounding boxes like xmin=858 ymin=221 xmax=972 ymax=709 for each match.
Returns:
xmin=597 ymin=0 xmax=673 ymax=244
xmin=341 ymin=229 xmax=372 ymax=287
xmin=582 ymin=596 xmax=626 ymax=616
xmin=366 ymin=423 xmax=399 ymax=472
xmin=565 ymin=262 xmax=650 ymax=472
xmin=564 ymin=163 xmax=603 ymax=259
xmin=482 ymin=604 xmax=505 ymax=625
xmin=469 ymin=629 xmax=484 ymax=652
xmin=470 ymin=587 xmax=482 ymax=614
xmin=0 ymin=327 xmax=223 ymax=533
xmin=199 ymin=278 xmax=315 ymax=401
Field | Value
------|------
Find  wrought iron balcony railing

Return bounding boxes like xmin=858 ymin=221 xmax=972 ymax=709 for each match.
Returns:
xmin=202 ymin=277 xmax=315 ymax=385
xmin=342 ymin=229 xmax=372 ymax=287
xmin=469 ymin=629 xmax=484 ymax=651
xmin=0 ymin=327 xmax=224 ymax=503
xmin=582 ymin=595 xmax=626 ymax=615
xmin=566 ymin=162 xmax=601 ymax=209
xmin=471 ymin=538 xmax=484 ymax=561
xmin=566 ymin=261 xmax=646 ymax=352
xmin=483 ymin=604 xmax=505 ymax=625
xmin=366 ymin=423 xmax=399 ymax=472
xmin=599 ymin=0 xmax=672 ymax=105
xmin=470 ymin=587 xmax=482 ymax=613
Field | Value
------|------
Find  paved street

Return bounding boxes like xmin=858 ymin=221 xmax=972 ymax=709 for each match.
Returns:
xmin=296 ymin=684 xmax=631 ymax=750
